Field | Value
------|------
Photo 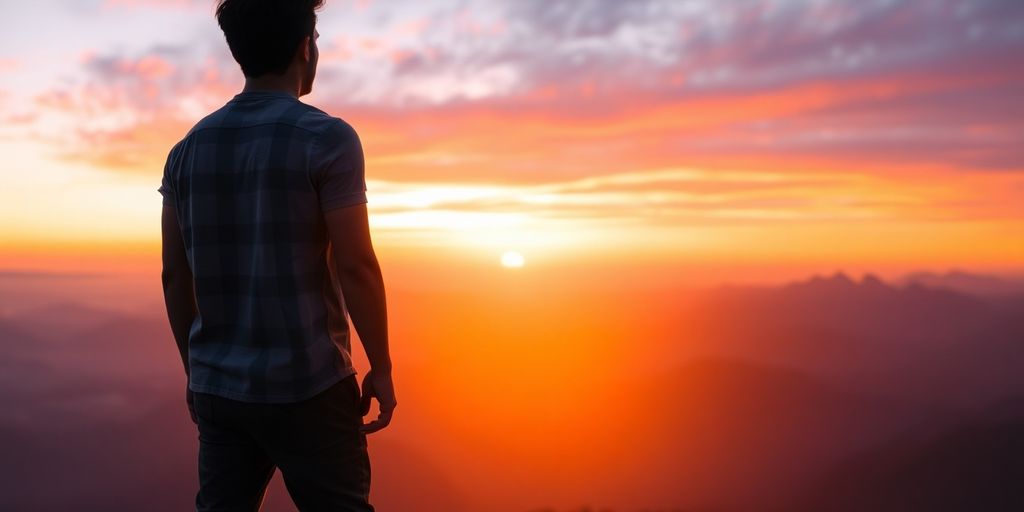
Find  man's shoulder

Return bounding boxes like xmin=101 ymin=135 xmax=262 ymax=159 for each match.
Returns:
xmin=295 ymin=103 xmax=357 ymax=140
xmin=185 ymin=101 xmax=234 ymax=134
xmin=182 ymin=98 xmax=340 ymax=133
xmin=167 ymin=100 xmax=355 ymax=159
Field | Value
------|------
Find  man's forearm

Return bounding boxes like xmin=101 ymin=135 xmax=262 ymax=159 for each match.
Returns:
xmin=162 ymin=272 xmax=197 ymax=377
xmin=337 ymin=262 xmax=392 ymax=372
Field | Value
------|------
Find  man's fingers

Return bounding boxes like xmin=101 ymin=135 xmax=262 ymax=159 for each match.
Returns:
xmin=359 ymin=410 xmax=393 ymax=434
xmin=379 ymin=400 xmax=397 ymax=414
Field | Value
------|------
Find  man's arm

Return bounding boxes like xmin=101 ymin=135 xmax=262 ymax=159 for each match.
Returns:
xmin=325 ymin=202 xmax=396 ymax=433
xmin=161 ymin=204 xmax=196 ymax=378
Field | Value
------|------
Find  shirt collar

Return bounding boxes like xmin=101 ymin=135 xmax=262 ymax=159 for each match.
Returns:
xmin=231 ymin=89 xmax=297 ymax=101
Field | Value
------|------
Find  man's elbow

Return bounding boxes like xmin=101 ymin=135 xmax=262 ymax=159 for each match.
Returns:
xmin=161 ymin=266 xmax=193 ymax=288
xmin=334 ymin=251 xmax=382 ymax=280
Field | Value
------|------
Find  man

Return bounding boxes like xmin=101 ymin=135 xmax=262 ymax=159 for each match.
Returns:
xmin=158 ymin=0 xmax=396 ymax=510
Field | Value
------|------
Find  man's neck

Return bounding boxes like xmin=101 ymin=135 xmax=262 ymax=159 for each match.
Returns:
xmin=241 ymin=75 xmax=300 ymax=98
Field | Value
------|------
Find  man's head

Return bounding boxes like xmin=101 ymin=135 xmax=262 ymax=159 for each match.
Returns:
xmin=215 ymin=0 xmax=323 ymax=96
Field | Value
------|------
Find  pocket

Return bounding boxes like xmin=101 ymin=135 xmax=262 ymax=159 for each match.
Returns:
xmin=323 ymin=375 xmax=358 ymax=405
xmin=316 ymin=376 xmax=360 ymax=429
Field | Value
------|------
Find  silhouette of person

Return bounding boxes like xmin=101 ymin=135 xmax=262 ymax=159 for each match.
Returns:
xmin=158 ymin=1 xmax=396 ymax=510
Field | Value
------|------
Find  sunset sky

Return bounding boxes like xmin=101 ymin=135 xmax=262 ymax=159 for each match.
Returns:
xmin=2 ymin=3 xmax=1024 ymax=510
xmin=1 ymin=0 xmax=1023 ymax=286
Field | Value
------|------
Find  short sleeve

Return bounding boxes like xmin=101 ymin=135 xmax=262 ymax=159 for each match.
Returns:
xmin=158 ymin=173 xmax=175 ymax=207
xmin=158 ymin=148 xmax=176 ymax=207
xmin=311 ymin=119 xmax=368 ymax=213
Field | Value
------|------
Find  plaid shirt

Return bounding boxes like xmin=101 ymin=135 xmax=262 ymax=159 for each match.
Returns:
xmin=158 ymin=89 xmax=366 ymax=403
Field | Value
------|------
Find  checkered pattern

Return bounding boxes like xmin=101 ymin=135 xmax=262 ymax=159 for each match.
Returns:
xmin=159 ymin=90 xmax=366 ymax=403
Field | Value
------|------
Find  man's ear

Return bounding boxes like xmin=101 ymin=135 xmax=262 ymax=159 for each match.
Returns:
xmin=297 ymin=35 xmax=311 ymax=63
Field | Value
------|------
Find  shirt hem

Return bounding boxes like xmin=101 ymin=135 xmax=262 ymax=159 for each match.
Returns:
xmin=189 ymin=365 xmax=358 ymax=404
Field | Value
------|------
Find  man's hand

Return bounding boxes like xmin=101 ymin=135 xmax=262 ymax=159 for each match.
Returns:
xmin=186 ymin=384 xmax=198 ymax=425
xmin=359 ymin=367 xmax=397 ymax=434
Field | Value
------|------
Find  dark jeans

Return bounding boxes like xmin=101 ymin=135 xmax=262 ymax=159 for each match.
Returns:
xmin=192 ymin=374 xmax=374 ymax=512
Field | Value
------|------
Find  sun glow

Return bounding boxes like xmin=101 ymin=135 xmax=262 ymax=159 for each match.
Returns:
xmin=500 ymin=251 xmax=525 ymax=268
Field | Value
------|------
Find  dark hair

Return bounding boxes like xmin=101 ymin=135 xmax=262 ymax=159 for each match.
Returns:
xmin=215 ymin=0 xmax=324 ymax=78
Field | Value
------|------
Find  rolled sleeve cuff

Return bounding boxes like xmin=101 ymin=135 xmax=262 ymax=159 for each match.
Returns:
xmin=321 ymin=191 xmax=367 ymax=213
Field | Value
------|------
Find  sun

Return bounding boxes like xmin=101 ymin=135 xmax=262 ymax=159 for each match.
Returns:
xmin=500 ymin=251 xmax=525 ymax=268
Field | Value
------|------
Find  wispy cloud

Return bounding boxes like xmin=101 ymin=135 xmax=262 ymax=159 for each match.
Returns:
xmin=27 ymin=40 xmax=240 ymax=170
xmin=12 ymin=0 xmax=1020 ymax=177
xmin=364 ymin=166 xmax=1024 ymax=236
xmin=2 ymin=0 xmax=1023 ymax=260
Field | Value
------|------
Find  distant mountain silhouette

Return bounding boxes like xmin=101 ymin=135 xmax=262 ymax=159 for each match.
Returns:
xmin=8 ymin=300 xmax=143 ymax=347
xmin=898 ymin=269 xmax=1024 ymax=298
xmin=0 ymin=318 xmax=53 ymax=410
xmin=3 ymin=306 xmax=178 ymax=384
xmin=678 ymin=271 xmax=1024 ymax=409
xmin=2 ymin=268 xmax=1021 ymax=511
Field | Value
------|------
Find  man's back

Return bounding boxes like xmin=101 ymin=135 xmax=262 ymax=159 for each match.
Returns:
xmin=159 ymin=89 xmax=368 ymax=403
xmin=159 ymin=2 xmax=394 ymax=509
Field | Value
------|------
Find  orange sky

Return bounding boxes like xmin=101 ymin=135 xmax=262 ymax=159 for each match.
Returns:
xmin=1 ymin=4 xmax=1023 ymax=510
xmin=1 ymin=0 xmax=1023 ymax=284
